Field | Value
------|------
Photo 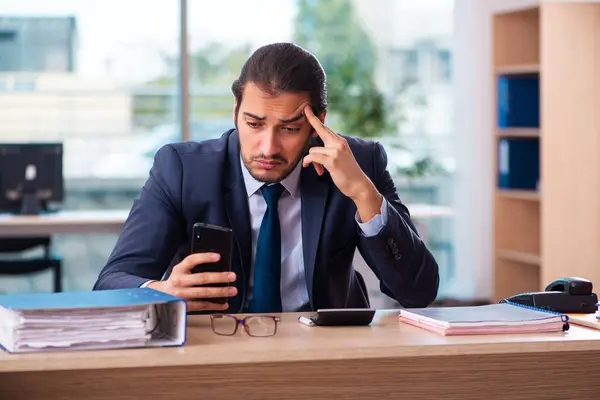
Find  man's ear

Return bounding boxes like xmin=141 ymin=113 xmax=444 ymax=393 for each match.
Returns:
xmin=319 ymin=110 xmax=327 ymax=124
xmin=232 ymin=99 xmax=238 ymax=122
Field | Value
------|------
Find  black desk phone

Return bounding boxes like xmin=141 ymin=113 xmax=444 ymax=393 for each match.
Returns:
xmin=501 ymin=277 xmax=598 ymax=314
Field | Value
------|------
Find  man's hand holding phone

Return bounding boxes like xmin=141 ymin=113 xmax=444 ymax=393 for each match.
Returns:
xmin=147 ymin=253 xmax=237 ymax=312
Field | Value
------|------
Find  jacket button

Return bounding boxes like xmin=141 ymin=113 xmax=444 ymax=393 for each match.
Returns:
xmin=387 ymin=237 xmax=394 ymax=245
xmin=394 ymin=254 xmax=402 ymax=260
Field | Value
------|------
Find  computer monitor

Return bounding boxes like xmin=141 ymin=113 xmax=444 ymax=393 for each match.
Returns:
xmin=0 ymin=143 xmax=64 ymax=215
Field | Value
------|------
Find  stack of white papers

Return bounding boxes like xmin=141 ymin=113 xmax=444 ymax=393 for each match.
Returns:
xmin=0 ymin=288 xmax=187 ymax=353
xmin=0 ymin=305 xmax=151 ymax=351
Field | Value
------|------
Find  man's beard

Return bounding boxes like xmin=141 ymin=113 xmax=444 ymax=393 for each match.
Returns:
xmin=240 ymin=138 xmax=311 ymax=184
xmin=234 ymin=117 xmax=312 ymax=183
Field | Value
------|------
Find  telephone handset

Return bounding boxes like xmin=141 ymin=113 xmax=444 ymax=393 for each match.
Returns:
xmin=544 ymin=277 xmax=593 ymax=295
xmin=500 ymin=277 xmax=598 ymax=314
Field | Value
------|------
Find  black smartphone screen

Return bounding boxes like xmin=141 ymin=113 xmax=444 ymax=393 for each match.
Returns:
xmin=309 ymin=308 xmax=376 ymax=326
xmin=190 ymin=223 xmax=233 ymax=303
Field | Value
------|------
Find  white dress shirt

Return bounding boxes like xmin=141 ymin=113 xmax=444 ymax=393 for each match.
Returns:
xmin=240 ymin=157 xmax=388 ymax=312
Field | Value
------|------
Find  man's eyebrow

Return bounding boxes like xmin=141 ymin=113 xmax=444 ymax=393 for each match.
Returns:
xmin=279 ymin=113 xmax=305 ymax=124
xmin=243 ymin=112 xmax=266 ymax=120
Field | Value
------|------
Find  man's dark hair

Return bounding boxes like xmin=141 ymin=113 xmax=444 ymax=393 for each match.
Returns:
xmin=231 ymin=42 xmax=327 ymax=120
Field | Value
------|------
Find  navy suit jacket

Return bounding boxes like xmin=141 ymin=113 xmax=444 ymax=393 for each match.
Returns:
xmin=93 ymin=129 xmax=439 ymax=312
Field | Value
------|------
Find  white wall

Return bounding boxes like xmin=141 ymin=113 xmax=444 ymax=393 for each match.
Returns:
xmin=447 ymin=0 xmax=540 ymax=300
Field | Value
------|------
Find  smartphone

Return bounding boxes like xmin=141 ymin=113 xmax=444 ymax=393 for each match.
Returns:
xmin=190 ymin=222 xmax=233 ymax=304
xmin=307 ymin=308 xmax=376 ymax=326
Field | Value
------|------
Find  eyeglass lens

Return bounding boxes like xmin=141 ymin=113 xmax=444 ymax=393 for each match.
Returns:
xmin=211 ymin=315 xmax=238 ymax=335
xmin=211 ymin=315 xmax=277 ymax=336
xmin=244 ymin=316 xmax=277 ymax=337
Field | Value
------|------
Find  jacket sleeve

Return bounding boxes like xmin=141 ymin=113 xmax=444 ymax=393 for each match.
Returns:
xmin=93 ymin=145 xmax=186 ymax=290
xmin=356 ymin=142 xmax=440 ymax=308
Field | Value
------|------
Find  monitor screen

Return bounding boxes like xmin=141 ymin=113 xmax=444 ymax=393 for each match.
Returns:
xmin=0 ymin=143 xmax=63 ymax=214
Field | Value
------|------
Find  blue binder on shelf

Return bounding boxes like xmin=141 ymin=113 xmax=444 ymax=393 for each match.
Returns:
xmin=0 ymin=288 xmax=187 ymax=353
xmin=498 ymin=137 xmax=540 ymax=190
xmin=497 ymin=74 xmax=540 ymax=128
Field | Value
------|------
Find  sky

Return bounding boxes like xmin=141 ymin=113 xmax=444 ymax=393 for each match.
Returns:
xmin=0 ymin=0 xmax=296 ymax=82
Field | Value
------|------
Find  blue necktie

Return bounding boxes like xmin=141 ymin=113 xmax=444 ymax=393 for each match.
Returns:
xmin=247 ymin=183 xmax=285 ymax=313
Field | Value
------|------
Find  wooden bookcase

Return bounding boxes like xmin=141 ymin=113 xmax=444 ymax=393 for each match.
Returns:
xmin=492 ymin=3 xmax=600 ymax=302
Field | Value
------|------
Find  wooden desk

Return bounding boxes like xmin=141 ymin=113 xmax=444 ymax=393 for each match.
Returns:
xmin=0 ymin=210 xmax=129 ymax=237
xmin=0 ymin=310 xmax=599 ymax=400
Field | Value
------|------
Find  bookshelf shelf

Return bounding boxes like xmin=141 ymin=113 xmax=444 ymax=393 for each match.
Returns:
xmin=496 ymin=189 xmax=540 ymax=201
xmin=495 ymin=64 xmax=540 ymax=75
xmin=496 ymin=128 xmax=540 ymax=138
xmin=492 ymin=2 xmax=600 ymax=302
xmin=497 ymin=250 xmax=541 ymax=266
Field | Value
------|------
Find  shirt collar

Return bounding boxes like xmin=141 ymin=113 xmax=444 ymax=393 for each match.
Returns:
xmin=240 ymin=155 xmax=301 ymax=199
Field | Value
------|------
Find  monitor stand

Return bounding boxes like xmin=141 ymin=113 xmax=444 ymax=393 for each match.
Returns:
xmin=20 ymin=193 xmax=43 ymax=215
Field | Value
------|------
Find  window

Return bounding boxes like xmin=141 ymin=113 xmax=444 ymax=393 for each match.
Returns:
xmin=0 ymin=0 xmax=180 ymax=293
xmin=0 ymin=29 xmax=17 ymax=40
xmin=438 ymin=48 xmax=451 ymax=83
xmin=187 ymin=0 xmax=296 ymax=141
xmin=13 ymin=79 xmax=36 ymax=91
xmin=187 ymin=0 xmax=456 ymax=305
xmin=0 ymin=0 xmax=456 ymax=303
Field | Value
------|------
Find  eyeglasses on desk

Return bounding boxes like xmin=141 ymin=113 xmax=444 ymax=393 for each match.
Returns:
xmin=209 ymin=314 xmax=281 ymax=337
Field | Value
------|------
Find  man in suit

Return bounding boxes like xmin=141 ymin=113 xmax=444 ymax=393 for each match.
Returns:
xmin=93 ymin=42 xmax=439 ymax=313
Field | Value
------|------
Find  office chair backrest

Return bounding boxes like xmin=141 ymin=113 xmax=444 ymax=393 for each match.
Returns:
xmin=353 ymin=270 xmax=371 ymax=308
xmin=0 ymin=237 xmax=51 ymax=253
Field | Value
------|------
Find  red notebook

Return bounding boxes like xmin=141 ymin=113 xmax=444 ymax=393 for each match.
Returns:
xmin=398 ymin=303 xmax=569 ymax=336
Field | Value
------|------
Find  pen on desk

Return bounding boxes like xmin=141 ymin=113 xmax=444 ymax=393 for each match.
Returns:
xmin=298 ymin=316 xmax=315 ymax=327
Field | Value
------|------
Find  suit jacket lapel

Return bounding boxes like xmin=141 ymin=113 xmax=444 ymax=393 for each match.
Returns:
xmin=301 ymin=166 xmax=329 ymax=308
xmin=223 ymin=130 xmax=252 ymax=311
